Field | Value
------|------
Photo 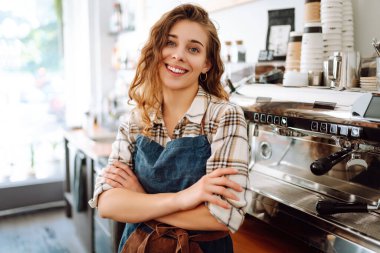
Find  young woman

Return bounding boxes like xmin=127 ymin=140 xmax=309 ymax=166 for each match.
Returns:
xmin=89 ymin=4 xmax=251 ymax=252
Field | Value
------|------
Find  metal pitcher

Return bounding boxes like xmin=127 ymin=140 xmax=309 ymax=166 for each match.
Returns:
xmin=326 ymin=52 xmax=342 ymax=88
xmin=342 ymin=51 xmax=361 ymax=89
xmin=326 ymin=51 xmax=361 ymax=90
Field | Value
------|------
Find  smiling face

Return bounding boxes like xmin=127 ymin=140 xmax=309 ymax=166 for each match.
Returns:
xmin=158 ymin=20 xmax=211 ymax=94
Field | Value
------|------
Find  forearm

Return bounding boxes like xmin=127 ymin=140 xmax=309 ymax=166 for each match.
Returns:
xmin=156 ymin=204 xmax=228 ymax=231
xmin=97 ymin=188 xmax=179 ymax=223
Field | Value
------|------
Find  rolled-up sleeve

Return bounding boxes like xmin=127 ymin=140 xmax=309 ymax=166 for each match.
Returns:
xmin=88 ymin=115 xmax=137 ymax=208
xmin=206 ymin=104 xmax=252 ymax=232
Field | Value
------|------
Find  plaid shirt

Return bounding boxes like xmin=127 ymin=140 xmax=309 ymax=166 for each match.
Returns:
xmin=89 ymin=86 xmax=251 ymax=232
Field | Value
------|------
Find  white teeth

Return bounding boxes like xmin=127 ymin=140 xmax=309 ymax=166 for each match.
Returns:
xmin=167 ymin=65 xmax=186 ymax=74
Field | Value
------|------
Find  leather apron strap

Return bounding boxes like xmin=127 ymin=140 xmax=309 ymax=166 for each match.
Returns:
xmin=122 ymin=220 xmax=229 ymax=253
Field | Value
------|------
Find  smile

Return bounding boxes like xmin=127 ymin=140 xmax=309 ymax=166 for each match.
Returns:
xmin=166 ymin=64 xmax=188 ymax=74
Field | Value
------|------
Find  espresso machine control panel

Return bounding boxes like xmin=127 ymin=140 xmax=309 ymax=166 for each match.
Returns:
xmin=231 ymin=84 xmax=380 ymax=253
xmin=247 ymin=111 xmax=365 ymax=139
xmin=251 ymin=112 xmax=287 ymax=126
xmin=233 ymin=84 xmax=380 ymax=143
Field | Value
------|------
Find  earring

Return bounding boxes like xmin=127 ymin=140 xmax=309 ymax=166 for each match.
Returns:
xmin=199 ymin=72 xmax=207 ymax=82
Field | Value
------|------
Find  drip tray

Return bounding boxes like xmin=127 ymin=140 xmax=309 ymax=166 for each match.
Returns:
xmin=253 ymin=162 xmax=380 ymax=204
xmin=248 ymin=169 xmax=380 ymax=251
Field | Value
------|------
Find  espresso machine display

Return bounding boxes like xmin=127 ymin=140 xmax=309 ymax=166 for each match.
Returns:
xmin=230 ymin=84 xmax=380 ymax=253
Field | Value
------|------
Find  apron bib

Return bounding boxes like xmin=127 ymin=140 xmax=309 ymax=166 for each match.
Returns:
xmin=118 ymin=120 xmax=233 ymax=253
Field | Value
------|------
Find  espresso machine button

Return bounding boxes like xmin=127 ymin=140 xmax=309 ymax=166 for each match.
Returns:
xmin=320 ymin=123 xmax=328 ymax=133
xmin=311 ymin=121 xmax=318 ymax=131
xmin=281 ymin=117 xmax=288 ymax=127
xmin=339 ymin=125 xmax=349 ymax=136
xmin=351 ymin=127 xmax=362 ymax=138
xmin=267 ymin=115 xmax=273 ymax=124
xmin=274 ymin=116 xmax=280 ymax=125
xmin=329 ymin=124 xmax=338 ymax=134
xmin=254 ymin=113 xmax=260 ymax=122
xmin=260 ymin=113 xmax=266 ymax=123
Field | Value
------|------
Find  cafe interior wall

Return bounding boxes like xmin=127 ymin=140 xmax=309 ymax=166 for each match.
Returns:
xmin=125 ymin=0 xmax=380 ymax=63
xmin=62 ymin=0 xmax=92 ymax=128
xmin=62 ymin=0 xmax=380 ymax=128
xmin=62 ymin=0 xmax=116 ymax=128
xmin=211 ymin=0 xmax=380 ymax=60
xmin=117 ymin=0 xmax=306 ymax=66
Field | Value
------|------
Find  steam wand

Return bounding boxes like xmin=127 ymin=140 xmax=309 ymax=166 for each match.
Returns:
xmin=274 ymin=138 xmax=296 ymax=166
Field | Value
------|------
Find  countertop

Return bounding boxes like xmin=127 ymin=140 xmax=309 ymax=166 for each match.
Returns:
xmin=231 ymin=215 xmax=319 ymax=253
xmin=64 ymin=128 xmax=114 ymax=161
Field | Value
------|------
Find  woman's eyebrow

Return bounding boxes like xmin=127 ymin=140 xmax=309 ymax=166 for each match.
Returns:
xmin=190 ymin=39 xmax=204 ymax=47
xmin=168 ymin=34 xmax=204 ymax=47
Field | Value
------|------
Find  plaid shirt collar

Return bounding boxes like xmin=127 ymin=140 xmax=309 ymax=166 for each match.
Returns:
xmin=149 ymin=86 xmax=210 ymax=125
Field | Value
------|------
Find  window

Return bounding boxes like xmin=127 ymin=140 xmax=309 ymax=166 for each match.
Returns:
xmin=0 ymin=0 xmax=65 ymax=185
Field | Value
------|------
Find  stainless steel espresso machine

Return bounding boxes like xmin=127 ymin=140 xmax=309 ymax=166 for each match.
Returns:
xmin=230 ymin=84 xmax=380 ymax=253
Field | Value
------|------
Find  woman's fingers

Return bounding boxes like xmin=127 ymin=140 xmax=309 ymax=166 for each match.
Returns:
xmin=103 ymin=177 xmax=123 ymax=188
xmin=208 ymin=195 xmax=231 ymax=209
xmin=112 ymin=161 xmax=138 ymax=179
xmin=202 ymin=168 xmax=244 ymax=207
xmin=207 ymin=185 xmax=239 ymax=201
xmin=101 ymin=162 xmax=145 ymax=193
xmin=101 ymin=164 xmax=131 ymax=188
xmin=208 ymin=167 xmax=239 ymax=178
xmin=104 ymin=165 xmax=129 ymax=180
xmin=208 ymin=176 xmax=243 ymax=192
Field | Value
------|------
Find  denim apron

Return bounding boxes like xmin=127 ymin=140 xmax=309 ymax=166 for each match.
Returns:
xmin=118 ymin=120 xmax=233 ymax=253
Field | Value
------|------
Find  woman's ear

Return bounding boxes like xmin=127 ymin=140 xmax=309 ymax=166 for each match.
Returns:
xmin=202 ymin=60 xmax=211 ymax=74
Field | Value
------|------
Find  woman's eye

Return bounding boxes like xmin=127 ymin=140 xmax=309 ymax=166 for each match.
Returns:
xmin=166 ymin=40 xmax=175 ymax=46
xmin=189 ymin=47 xmax=200 ymax=53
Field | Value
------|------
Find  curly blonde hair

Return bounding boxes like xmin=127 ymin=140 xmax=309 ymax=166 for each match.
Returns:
xmin=128 ymin=4 xmax=228 ymax=134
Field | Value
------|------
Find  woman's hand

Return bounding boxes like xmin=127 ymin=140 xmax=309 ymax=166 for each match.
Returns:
xmin=102 ymin=161 xmax=146 ymax=193
xmin=175 ymin=168 xmax=243 ymax=211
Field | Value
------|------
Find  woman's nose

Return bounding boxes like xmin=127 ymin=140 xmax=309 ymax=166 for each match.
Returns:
xmin=171 ymin=48 xmax=185 ymax=61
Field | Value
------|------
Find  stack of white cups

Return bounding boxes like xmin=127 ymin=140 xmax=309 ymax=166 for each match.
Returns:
xmin=342 ymin=0 xmax=354 ymax=51
xmin=285 ymin=32 xmax=303 ymax=71
xmin=321 ymin=0 xmax=343 ymax=59
xmin=300 ymin=22 xmax=324 ymax=74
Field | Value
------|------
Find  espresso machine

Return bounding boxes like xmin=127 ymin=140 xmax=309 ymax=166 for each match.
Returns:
xmin=230 ymin=83 xmax=380 ymax=253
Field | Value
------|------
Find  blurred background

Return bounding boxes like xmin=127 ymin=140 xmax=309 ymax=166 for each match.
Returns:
xmin=0 ymin=0 xmax=65 ymax=186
